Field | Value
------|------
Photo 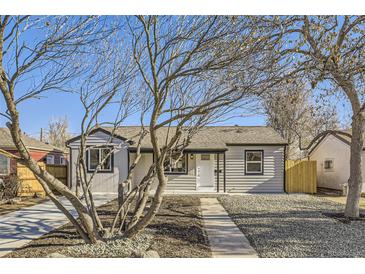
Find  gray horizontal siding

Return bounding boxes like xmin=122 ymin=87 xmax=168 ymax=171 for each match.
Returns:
xmin=166 ymin=156 xmax=196 ymax=191
xmin=68 ymin=131 xmax=123 ymax=148
xmin=68 ymin=131 xmax=128 ymax=193
xmin=69 ymin=146 xmax=128 ymax=193
xmin=130 ymin=153 xmax=197 ymax=191
xmin=131 ymin=146 xmax=284 ymax=193
xmin=222 ymin=145 xmax=284 ymax=193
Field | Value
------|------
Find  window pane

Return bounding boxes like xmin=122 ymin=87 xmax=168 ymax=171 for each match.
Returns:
xmin=60 ymin=156 xmax=66 ymax=165
xmin=101 ymin=149 xmax=111 ymax=170
xmin=246 ymin=162 xmax=261 ymax=172
xmin=46 ymin=155 xmax=54 ymax=165
xmin=89 ymin=149 xmax=99 ymax=170
xmin=0 ymin=155 xmax=9 ymax=174
xmin=246 ymin=152 xmax=262 ymax=161
xmin=201 ymin=154 xmax=210 ymax=161
xmin=164 ymin=154 xmax=186 ymax=173
xmin=324 ymin=160 xmax=333 ymax=170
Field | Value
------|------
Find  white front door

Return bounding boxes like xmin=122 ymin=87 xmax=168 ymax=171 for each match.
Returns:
xmin=196 ymin=154 xmax=214 ymax=188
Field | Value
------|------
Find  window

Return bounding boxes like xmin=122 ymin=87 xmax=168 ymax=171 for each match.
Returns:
xmin=164 ymin=154 xmax=187 ymax=174
xmin=324 ymin=159 xmax=334 ymax=171
xmin=60 ymin=156 xmax=66 ymax=165
xmin=0 ymin=154 xmax=10 ymax=175
xmin=201 ymin=154 xmax=211 ymax=161
xmin=87 ymin=147 xmax=113 ymax=172
xmin=245 ymin=150 xmax=263 ymax=174
xmin=46 ymin=155 xmax=55 ymax=165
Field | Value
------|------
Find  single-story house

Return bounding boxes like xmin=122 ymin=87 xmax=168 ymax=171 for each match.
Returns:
xmin=66 ymin=126 xmax=287 ymax=193
xmin=308 ymin=130 xmax=365 ymax=193
xmin=0 ymin=127 xmax=69 ymax=195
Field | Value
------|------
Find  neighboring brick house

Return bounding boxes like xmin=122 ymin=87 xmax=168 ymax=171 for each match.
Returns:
xmin=0 ymin=127 xmax=68 ymax=178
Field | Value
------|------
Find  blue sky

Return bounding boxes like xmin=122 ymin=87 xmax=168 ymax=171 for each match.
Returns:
xmin=0 ymin=16 xmax=269 ymax=138
xmin=0 ymin=90 xmax=267 ymax=138
xmin=0 ymin=16 xmax=351 ymax=139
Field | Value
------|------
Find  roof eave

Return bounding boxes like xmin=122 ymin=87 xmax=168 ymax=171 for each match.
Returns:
xmin=225 ymin=142 xmax=288 ymax=146
xmin=66 ymin=127 xmax=132 ymax=146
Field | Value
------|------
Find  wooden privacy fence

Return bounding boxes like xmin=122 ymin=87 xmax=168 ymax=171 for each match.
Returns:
xmin=285 ymin=160 xmax=317 ymax=194
xmin=17 ymin=163 xmax=67 ymax=196
xmin=46 ymin=164 xmax=68 ymax=185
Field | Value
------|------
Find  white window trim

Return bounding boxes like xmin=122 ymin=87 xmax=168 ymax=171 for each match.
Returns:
xmin=87 ymin=148 xmax=113 ymax=172
xmin=245 ymin=150 xmax=263 ymax=174
xmin=0 ymin=156 xmax=10 ymax=175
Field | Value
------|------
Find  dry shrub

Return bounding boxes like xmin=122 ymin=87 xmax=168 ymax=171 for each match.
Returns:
xmin=0 ymin=174 xmax=21 ymax=200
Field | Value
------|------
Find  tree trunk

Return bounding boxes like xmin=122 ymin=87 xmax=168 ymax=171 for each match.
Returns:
xmin=124 ymin=160 xmax=166 ymax=238
xmin=1 ymin=89 xmax=102 ymax=243
xmin=345 ymin=113 xmax=364 ymax=218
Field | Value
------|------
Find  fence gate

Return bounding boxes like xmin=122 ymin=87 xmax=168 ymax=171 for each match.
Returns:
xmin=285 ymin=160 xmax=317 ymax=194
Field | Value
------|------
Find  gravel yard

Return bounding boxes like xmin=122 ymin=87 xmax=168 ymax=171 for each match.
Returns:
xmin=218 ymin=194 xmax=365 ymax=258
xmin=6 ymin=195 xmax=210 ymax=258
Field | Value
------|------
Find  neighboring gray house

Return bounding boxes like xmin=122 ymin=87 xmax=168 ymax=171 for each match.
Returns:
xmin=66 ymin=126 xmax=287 ymax=193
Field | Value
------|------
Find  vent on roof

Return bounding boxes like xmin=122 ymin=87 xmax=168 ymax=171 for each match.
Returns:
xmin=233 ymin=125 xmax=242 ymax=133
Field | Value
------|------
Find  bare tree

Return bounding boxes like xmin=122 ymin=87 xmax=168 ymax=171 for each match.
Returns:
xmin=265 ymin=16 xmax=365 ymax=217
xmin=45 ymin=116 xmax=71 ymax=148
xmin=263 ymin=80 xmax=339 ymax=159
xmin=0 ymin=15 xmax=118 ymax=243
xmin=72 ymin=34 xmax=139 ymax=236
xmin=0 ymin=15 xmax=284 ymax=242
xmin=111 ymin=15 xmax=284 ymax=237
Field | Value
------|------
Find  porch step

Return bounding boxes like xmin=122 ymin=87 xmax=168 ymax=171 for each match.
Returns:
xmin=197 ymin=186 xmax=215 ymax=192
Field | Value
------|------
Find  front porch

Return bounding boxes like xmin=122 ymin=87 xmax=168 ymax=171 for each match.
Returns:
xmin=129 ymin=150 xmax=228 ymax=193
xmin=165 ymin=151 xmax=227 ymax=193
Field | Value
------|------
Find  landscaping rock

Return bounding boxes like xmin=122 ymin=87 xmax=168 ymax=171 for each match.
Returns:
xmin=64 ymin=229 xmax=154 ymax=258
xmin=219 ymin=194 xmax=365 ymax=258
xmin=0 ymin=200 xmax=7 ymax=206
xmin=34 ymin=192 xmax=46 ymax=198
xmin=8 ymin=197 xmax=22 ymax=205
xmin=46 ymin=252 xmax=68 ymax=258
xmin=142 ymin=250 xmax=160 ymax=258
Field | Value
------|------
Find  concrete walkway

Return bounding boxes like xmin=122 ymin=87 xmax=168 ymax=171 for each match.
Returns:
xmin=0 ymin=193 xmax=116 ymax=257
xmin=200 ymin=197 xmax=258 ymax=258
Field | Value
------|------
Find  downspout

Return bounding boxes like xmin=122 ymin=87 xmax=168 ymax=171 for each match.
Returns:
xmin=283 ymin=145 xmax=287 ymax=193
xmin=67 ymin=145 xmax=72 ymax=189
xmin=216 ymin=153 xmax=220 ymax=193
xmin=223 ymin=152 xmax=226 ymax=193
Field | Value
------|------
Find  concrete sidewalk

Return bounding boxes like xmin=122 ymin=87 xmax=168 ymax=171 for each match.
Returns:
xmin=200 ymin=197 xmax=258 ymax=258
xmin=0 ymin=193 xmax=116 ymax=257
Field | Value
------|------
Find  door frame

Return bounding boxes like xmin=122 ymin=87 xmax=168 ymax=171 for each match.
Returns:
xmin=196 ymin=153 xmax=215 ymax=189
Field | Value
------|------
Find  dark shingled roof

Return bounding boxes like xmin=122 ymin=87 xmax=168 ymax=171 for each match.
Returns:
xmin=0 ymin=127 xmax=66 ymax=153
xmin=100 ymin=126 xmax=287 ymax=150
